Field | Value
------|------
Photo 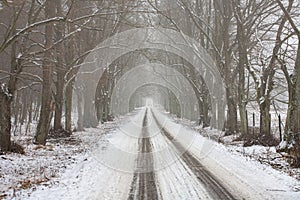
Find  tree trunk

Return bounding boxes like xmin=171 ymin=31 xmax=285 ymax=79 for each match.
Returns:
xmin=214 ymin=0 xmax=237 ymax=134
xmin=291 ymin=40 xmax=300 ymax=134
xmin=285 ymin=40 xmax=300 ymax=162
xmin=53 ymin=73 xmax=64 ymax=130
xmin=13 ymin=91 xmax=20 ymax=127
xmin=0 ymin=85 xmax=12 ymax=151
xmin=235 ymin=3 xmax=248 ymax=135
xmin=76 ymin=88 xmax=84 ymax=131
xmin=274 ymin=0 xmax=300 ymax=165
xmin=33 ymin=96 xmax=40 ymax=121
xmin=260 ymin=99 xmax=271 ymax=135
xmin=54 ymin=0 xmax=65 ymax=131
xmin=20 ymin=93 xmax=28 ymax=126
xmin=226 ymin=87 xmax=238 ymax=134
xmin=83 ymin=94 xmax=98 ymax=128
xmin=64 ymin=12 xmax=76 ymax=133
xmin=65 ymin=81 xmax=73 ymax=132
xmin=0 ymin=20 xmax=19 ymax=151
xmin=26 ymin=93 xmax=33 ymax=134
xmin=34 ymin=0 xmax=55 ymax=145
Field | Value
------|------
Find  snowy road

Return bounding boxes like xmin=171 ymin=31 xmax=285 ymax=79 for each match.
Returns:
xmin=151 ymin=109 xmax=235 ymax=199
xmin=27 ymin=107 xmax=300 ymax=200
xmin=128 ymin=109 xmax=159 ymax=200
xmin=127 ymin=108 xmax=233 ymax=199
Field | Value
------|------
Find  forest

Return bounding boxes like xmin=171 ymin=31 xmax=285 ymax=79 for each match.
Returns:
xmin=0 ymin=0 xmax=300 ymax=167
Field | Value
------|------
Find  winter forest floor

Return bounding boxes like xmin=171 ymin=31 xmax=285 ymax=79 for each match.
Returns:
xmin=1 ymin=108 xmax=300 ymax=199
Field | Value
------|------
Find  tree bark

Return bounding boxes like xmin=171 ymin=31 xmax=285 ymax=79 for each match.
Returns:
xmin=65 ymin=81 xmax=73 ymax=132
xmin=0 ymin=19 xmax=19 ymax=151
xmin=26 ymin=93 xmax=33 ymax=134
xmin=214 ymin=0 xmax=238 ymax=134
xmin=64 ymin=8 xmax=76 ymax=133
xmin=286 ymin=40 xmax=300 ymax=148
xmin=54 ymin=0 xmax=65 ymax=131
xmin=34 ymin=0 xmax=55 ymax=145
xmin=76 ymin=87 xmax=84 ymax=131
xmin=226 ymin=87 xmax=238 ymax=134
xmin=83 ymin=94 xmax=98 ymax=128
xmin=20 ymin=92 xmax=28 ymax=126
xmin=234 ymin=0 xmax=249 ymax=135
xmin=0 ymin=85 xmax=12 ymax=151
xmin=259 ymin=99 xmax=271 ymax=135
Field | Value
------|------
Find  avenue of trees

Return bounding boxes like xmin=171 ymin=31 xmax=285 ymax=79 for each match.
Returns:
xmin=0 ymin=0 xmax=300 ymax=165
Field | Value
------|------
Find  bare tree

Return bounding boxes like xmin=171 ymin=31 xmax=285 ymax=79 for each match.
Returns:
xmin=34 ymin=0 xmax=56 ymax=145
xmin=247 ymin=1 xmax=291 ymax=136
xmin=0 ymin=0 xmax=66 ymax=150
xmin=275 ymin=0 xmax=300 ymax=166
xmin=53 ymin=0 xmax=65 ymax=131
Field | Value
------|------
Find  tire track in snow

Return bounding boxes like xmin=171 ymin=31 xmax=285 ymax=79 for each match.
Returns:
xmin=128 ymin=108 xmax=160 ymax=200
xmin=151 ymin=109 xmax=237 ymax=200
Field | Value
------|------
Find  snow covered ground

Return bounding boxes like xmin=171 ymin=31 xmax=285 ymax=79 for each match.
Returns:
xmin=1 ymin=107 xmax=300 ymax=199
xmin=174 ymin=112 xmax=300 ymax=180
xmin=152 ymin=108 xmax=300 ymax=199
xmin=22 ymin=108 xmax=146 ymax=200
xmin=0 ymin=112 xmax=129 ymax=199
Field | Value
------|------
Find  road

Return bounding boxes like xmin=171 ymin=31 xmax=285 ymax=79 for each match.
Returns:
xmin=126 ymin=107 xmax=236 ymax=200
xmin=128 ymin=109 xmax=159 ymax=200
xmin=27 ymin=107 xmax=300 ymax=200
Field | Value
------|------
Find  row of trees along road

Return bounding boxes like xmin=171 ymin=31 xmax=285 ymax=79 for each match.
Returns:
xmin=0 ymin=0 xmax=300 ymax=166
